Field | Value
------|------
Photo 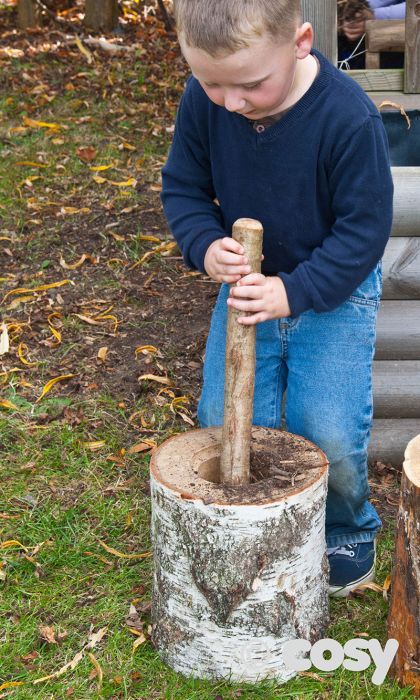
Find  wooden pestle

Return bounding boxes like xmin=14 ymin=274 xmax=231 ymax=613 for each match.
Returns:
xmin=219 ymin=218 xmax=264 ymax=486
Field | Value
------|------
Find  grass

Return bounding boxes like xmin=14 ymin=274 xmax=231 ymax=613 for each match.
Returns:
xmin=0 ymin=8 xmax=416 ymax=699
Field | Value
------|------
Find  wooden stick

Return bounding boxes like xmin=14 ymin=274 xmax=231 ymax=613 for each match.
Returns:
xmin=219 ymin=218 xmax=263 ymax=486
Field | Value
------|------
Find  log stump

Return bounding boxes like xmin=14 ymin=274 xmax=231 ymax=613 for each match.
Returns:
xmin=17 ymin=0 xmax=39 ymax=29
xmin=151 ymin=426 xmax=329 ymax=682
xmin=388 ymin=433 xmax=420 ymax=696
xmin=84 ymin=0 xmax=118 ymax=32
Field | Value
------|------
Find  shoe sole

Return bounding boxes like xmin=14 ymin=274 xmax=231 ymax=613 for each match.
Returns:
xmin=328 ymin=564 xmax=375 ymax=598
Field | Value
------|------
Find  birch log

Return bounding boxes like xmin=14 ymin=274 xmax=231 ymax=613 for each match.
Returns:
xmin=387 ymin=434 xmax=420 ymax=694
xmin=151 ymin=426 xmax=329 ymax=682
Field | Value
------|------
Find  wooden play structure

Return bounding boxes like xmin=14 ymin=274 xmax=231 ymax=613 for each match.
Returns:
xmin=303 ymin=0 xmax=420 ymax=467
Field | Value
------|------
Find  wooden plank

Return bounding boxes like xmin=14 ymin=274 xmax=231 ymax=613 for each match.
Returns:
xmin=405 ymin=0 xmax=420 ymax=93
xmin=301 ymin=0 xmax=337 ymax=64
xmin=368 ymin=91 xmax=420 ymax=109
xmin=382 ymin=237 xmax=420 ymax=299
xmin=369 ymin=419 xmax=420 ymax=466
xmin=348 ymin=69 xmax=404 ymax=91
xmin=373 ymin=360 xmax=420 ymax=418
xmin=375 ymin=301 xmax=420 ymax=360
xmin=391 ymin=167 xmax=420 ymax=237
xmin=365 ymin=19 xmax=405 ymax=52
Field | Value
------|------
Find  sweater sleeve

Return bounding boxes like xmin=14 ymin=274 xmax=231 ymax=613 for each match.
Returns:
xmin=278 ymin=116 xmax=393 ymax=317
xmin=373 ymin=3 xmax=405 ymax=19
xmin=160 ymin=80 xmax=226 ymax=273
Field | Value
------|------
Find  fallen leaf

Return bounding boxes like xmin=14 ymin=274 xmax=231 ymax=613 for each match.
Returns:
xmin=2 ymin=280 xmax=71 ymax=303
xmin=97 ymin=347 xmax=108 ymax=363
xmin=135 ymin=345 xmax=158 ymax=356
xmin=74 ymin=36 xmax=94 ymax=64
xmin=138 ymin=374 xmax=173 ymax=385
xmin=23 ymin=117 xmax=63 ymax=132
xmin=97 ymin=539 xmax=152 ymax=560
xmin=76 ymin=146 xmax=97 ymax=162
xmin=0 ymin=399 xmax=19 ymax=411
xmin=15 ymin=161 xmax=48 ymax=168
xmin=39 ymin=625 xmax=57 ymax=644
xmin=87 ymin=653 xmax=103 ymax=693
xmin=132 ymin=633 xmax=147 ymax=655
xmin=17 ymin=342 xmax=37 ymax=367
xmin=89 ymin=164 xmax=114 ymax=172
xmin=127 ymin=441 xmax=156 ymax=454
xmin=82 ymin=441 xmax=106 ymax=451
xmin=0 ymin=539 xmax=29 ymax=552
xmin=36 ymin=374 xmax=75 ymax=403
xmin=0 ymin=324 xmax=9 ymax=355
xmin=60 ymin=253 xmax=98 ymax=269
xmin=33 ymin=627 xmax=107 ymax=685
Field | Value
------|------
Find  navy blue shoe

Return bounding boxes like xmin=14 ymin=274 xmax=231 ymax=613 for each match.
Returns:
xmin=327 ymin=541 xmax=376 ymax=598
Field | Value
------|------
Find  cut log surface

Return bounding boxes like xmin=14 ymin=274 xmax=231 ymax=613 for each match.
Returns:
xmin=150 ymin=426 xmax=329 ymax=682
xmin=369 ymin=419 xmax=420 ymax=465
xmin=387 ymin=434 xmax=420 ymax=695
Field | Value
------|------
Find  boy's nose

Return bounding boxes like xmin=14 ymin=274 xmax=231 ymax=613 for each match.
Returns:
xmin=224 ymin=91 xmax=246 ymax=113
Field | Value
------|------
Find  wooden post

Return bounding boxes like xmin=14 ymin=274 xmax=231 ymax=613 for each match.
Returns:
xmin=84 ymin=0 xmax=118 ymax=32
xmin=301 ymin=0 xmax=337 ymax=65
xmin=17 ymin=0 xmax=38 ymax=29
xmin=219 ymin=218 xmax=263 ymax=486
xmin=387 ymin=434 xmax=420 ymax=694
xmin=405 ymin=0 xmax=420 ymax=93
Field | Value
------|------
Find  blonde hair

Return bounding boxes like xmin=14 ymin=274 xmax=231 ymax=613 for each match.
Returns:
xmin=173 ymin=0 xmax=301 ymax=56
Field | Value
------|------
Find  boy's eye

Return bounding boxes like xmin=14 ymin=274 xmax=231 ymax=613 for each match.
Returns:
xmin=244 ymin=83 xmax=262 ymax=90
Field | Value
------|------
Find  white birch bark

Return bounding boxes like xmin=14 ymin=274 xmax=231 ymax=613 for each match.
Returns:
xmin=150 ymin=427 xmax=329 ymax=682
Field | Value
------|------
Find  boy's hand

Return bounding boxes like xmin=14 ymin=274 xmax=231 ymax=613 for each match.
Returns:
xmin=204 ymin=237 xmax=264 ymax=283
xmin=227 ymin=273 xmax=291 ymax=325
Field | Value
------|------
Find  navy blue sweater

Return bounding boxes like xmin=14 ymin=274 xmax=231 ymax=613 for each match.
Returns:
xmin=161 ymin=49 xmax=393 ymax=317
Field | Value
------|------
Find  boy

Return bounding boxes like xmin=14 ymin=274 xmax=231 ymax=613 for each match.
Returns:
xmin=161 ymin=0 xmax=393 ymax=597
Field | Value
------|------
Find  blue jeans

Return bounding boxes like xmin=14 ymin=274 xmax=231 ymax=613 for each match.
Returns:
xmin=197 ymin=263 xmax=383 ymax=547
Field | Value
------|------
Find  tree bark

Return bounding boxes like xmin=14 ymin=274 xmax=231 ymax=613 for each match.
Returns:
xmin=84 ymin=0 xmax=118 ymax=32
xmin=220 ymin=218 xmax=263 ymax=486
xmin=150 ymin=426 xmax=329 ymax=682
xmin=18 ymin=0 xmax=39 ymax=29
xmin=387 ymin=434 xmax=420 ymax=695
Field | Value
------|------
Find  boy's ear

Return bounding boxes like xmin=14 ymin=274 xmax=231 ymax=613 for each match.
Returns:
xmin=294 ymin=22 xmax=314 ymax=59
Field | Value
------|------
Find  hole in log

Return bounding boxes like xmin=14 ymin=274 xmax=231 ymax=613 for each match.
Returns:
xmin=196 ymin=438 xmax=322 ymax=486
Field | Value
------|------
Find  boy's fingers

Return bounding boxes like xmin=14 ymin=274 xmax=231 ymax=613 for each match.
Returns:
xmin=237 ymin=273 xmax=264 ymax=285
xmin=221 ymin=237 xmax=244 ymax=255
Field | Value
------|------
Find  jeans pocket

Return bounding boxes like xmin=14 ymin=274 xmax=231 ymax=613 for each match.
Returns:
xmin=348 ymin=261 xmax=382 ymax=307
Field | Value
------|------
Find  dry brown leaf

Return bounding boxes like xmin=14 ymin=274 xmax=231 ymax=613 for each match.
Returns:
xmin=378 ymin=101 xmax=411 ymax=129
xmin=97 ymin=347 xmax=108 ymax=363
xmin=76 ymin=146 xmax=97 ymax=162
xmin=127 ymin=440 xmax=157 ymax=454
xmin=138 ymin=374 xmax=173 ymax=386
xmin=33 ymin=627 xmax=107 ymax=685
xmin=87 ymin=653 xmax=103 ymax=693
xmin=82 ymin=441 xmax=106 ymax=451
xmin=39 ymin=624 xmax=57 ymax=644
xmin=60 ymin=253 xmax=98 ymax=270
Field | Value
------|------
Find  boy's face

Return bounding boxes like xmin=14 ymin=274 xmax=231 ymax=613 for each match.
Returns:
xmin=180 ymin=24 xmax=313 ymax=119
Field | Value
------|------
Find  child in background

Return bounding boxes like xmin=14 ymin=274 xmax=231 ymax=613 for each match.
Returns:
xmin=161 ymin=0 xmax=393 ymax=597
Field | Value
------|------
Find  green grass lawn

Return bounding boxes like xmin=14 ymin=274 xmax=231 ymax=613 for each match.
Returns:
xmin=0 ymin=4 xmax=416 ymax=699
